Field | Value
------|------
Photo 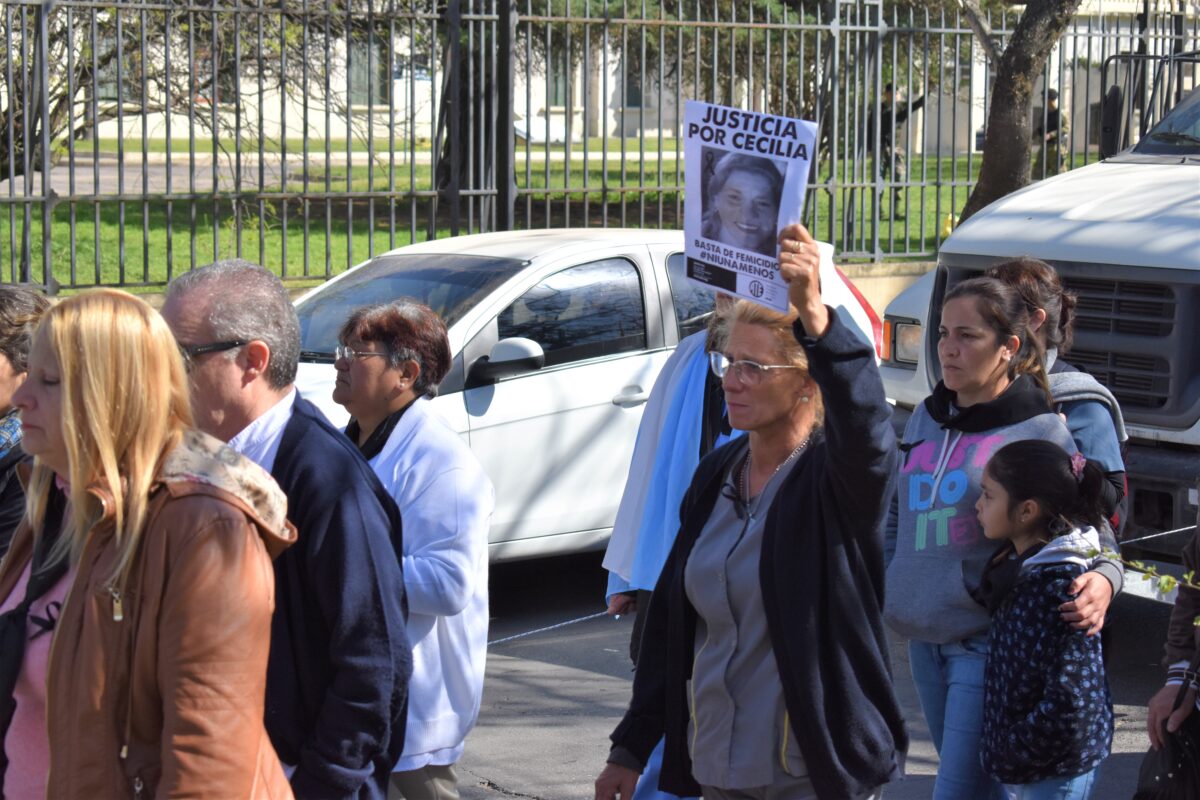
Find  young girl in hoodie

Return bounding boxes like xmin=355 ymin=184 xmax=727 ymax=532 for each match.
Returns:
xmin=974 ymin=440 xmax=1113 ymax=800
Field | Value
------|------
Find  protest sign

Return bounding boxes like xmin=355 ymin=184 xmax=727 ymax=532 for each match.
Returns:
xmin=683 ymin=100 xmax=818 ymax=312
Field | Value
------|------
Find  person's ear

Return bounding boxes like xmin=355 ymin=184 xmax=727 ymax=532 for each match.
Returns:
xmin=243 ymin=340 xmax=272 ymax=379
xmin=1029 ymin=308 xmax=1048 ymax=333
xmin=1001 ymin=335 xmax=1020 ymax=363
xmin=1017 ymin=498 xmax=1042 ymax=526
xmin=396 ymin=359 xmax=421 ymax=394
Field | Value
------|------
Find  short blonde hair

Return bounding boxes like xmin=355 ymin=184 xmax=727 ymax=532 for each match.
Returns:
xmin=28 ymin=289 xmax=193 ymax=591
xmin=715 ymin=299 xmax=824 ymax=424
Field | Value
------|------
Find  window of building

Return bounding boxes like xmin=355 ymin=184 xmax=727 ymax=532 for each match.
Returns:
xmin=549 ymin=48 xmax=570 ymax=107
xmin=623 ymin=58 xmax=643 ymax=108
xmin=349 ymin=34 xmax=390 ymax=106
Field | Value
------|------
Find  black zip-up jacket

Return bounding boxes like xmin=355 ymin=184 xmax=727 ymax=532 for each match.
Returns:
xmin=609 ymin=311 xmax=908 ymax=799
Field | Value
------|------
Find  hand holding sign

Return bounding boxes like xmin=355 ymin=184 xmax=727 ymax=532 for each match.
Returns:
xmin=778 ymin=224 xmax=830 ymax=338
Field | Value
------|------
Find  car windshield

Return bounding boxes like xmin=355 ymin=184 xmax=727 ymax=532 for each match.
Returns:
xmin=1134 ymin=87 xmax=1200 ymax=155
xmin=296 ymin=253 xmax=526 ymax=360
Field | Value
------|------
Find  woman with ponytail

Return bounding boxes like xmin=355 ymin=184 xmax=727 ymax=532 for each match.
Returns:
xmin=986 ymin=259 xmax=1127 ymax=636
xmin=0 ymin=290 xmax=296 ymax=798
xmin=884 ymin=276 xmax=1117 ymax=799
xmin=973 ymin=440 xmax=1113 ymax=799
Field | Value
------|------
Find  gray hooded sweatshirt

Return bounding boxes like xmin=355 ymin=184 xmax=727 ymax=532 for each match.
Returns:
xmin=884 ymin=376 xmax=1079 ymax=644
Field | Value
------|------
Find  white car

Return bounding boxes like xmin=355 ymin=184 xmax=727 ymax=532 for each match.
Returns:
xmin=293 ymin=228 xmax=881 ymax=562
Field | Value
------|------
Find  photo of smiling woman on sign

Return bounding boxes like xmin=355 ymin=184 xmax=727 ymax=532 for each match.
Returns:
xmin=700 ymin=151 xmax=785 ymax=258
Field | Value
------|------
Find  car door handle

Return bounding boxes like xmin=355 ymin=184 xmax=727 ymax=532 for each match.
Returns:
xmin=612 ymin=387 xmax=649 ymax=407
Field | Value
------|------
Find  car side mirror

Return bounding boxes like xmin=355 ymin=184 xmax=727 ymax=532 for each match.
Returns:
xmin=1100 ymin=85 xmax=1123 ymax=159
xmin=468 ymin=337 xmax=546 ymax=386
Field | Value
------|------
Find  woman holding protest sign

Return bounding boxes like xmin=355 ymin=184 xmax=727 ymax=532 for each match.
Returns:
xmin=595 ymin=224 xmax=906 ymax=800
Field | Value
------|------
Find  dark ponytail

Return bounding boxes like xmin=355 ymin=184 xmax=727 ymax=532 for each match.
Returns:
xmin=985 ymin=257 xmax=1077 ymax=355
xmin=944 ymin=276 xmax=1051 ymax=403
xmin=985 ymin=440 xmax=1108 ymax=533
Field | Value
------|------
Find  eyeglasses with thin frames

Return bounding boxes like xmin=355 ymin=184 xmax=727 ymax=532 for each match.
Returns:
xmin=178 ymin=340 xmax=247 ymax=371
xmin=334 ymin=345 xmax=389 ymax=362
xmin=708 ymin=351 xmax=802 ymax=386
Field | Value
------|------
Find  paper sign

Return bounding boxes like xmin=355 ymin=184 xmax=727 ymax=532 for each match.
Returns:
xmin=683 ymin=100 xmax=818 ymax=312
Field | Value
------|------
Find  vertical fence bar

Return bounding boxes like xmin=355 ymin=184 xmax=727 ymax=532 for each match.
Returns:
xmin=65 ymin=5 xmax=77 ymax=287
xmin=35 ymin=0 xmax=51 ymax=289
xmin=322 ymin=0 xmax=331 ymax=275
xmin=636 ymin=0 xmax=645 ymax=227
xmin=18 ymin=4 xmax=30 ymax=283
xmin=165 ymin=7 xmax=175 ymax=281
xmin=115 ymin=6 xmax=127 ymax=283
xmin=301 ymin=0 xmax=311 ymax=273
xmin=139 ymin=6 xmax=149 ymax=282
xmin=187 ymin=3 xmax=197 ymax=270
xmin=3 ymin=4 xmax=13 ymax=282
xmin=209 ymin=1 xmax=219 ymax=264
xmin=497 ymin=0 xmax=515 ymax=230
xmin=386 ymin=0 xmax=396 ymax=247
xmin=278 ymin=0 xmax=289 ymax=275
xmin=257 ymin=0 xmax=266 ymax=269
xmin=344 ymin=0 xmax=353 ymax=270
xmin=91 ymin=8 xmax=102 ymax=283
xmin=447 ymin=0 xmax=462 ymax=235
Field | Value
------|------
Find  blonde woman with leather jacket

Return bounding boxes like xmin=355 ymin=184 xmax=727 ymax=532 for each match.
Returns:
xmin=0 ymin=289 xmax=297 ymax=798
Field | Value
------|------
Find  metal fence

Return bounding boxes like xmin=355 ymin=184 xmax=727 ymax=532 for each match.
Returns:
xmin=0 ymin=0 xmax=1196 ymax=290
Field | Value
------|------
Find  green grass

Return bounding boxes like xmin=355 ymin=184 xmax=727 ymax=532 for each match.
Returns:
xmin=73 ymin=135 xmax=680 ymax=156
xmin=0 ymin=152 xmax=995 ymax=289
xmin=0 ymin=200 xmax=448 ymax=290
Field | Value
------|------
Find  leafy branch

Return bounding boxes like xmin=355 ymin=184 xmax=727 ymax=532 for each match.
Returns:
xmin=1091 ymin=548 xmax=1200 ymax=604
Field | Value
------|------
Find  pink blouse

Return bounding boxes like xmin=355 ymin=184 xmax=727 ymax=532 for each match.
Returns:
xmin=0 ymin=559 xmax=72 ymax=799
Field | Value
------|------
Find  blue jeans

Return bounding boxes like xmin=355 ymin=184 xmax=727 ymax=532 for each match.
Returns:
xmin=1003 ymin=767 xmax=1098 ymax=800
xmin=909 ymin=637 xmax=1006 ymax=800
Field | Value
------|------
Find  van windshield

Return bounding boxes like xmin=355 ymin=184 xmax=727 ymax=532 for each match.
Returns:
xmin=1134 ymin=88 xmax=1200 ymax=155
xmin=295 ymin=253 xmax=525 ymax=360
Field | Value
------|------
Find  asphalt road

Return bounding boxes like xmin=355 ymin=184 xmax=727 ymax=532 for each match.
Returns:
xmin=457 ymin=552 xmax=1169 ymax=799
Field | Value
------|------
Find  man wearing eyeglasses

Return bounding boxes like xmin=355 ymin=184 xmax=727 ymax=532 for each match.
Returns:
xmin=162 ymin=260 xmax=411 ymax=800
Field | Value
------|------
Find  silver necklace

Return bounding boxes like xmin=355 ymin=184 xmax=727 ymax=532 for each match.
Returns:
xmin=740 ymin=437 xmax=809 ymax=505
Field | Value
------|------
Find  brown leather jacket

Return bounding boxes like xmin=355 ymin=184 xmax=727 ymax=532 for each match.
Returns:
xmin=0 ymin=430 xmax=298 ymax=799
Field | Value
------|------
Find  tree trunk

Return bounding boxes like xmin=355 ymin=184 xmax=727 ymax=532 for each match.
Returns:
xmin=960 ymin=0 xmax=1082 ymax=222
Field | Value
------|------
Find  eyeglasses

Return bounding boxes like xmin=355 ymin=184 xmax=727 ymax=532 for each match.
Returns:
xmin=178 ymin=340 xmax=247 ymax=369
xmin=708 ymin=351 xmax=802 ymax=386
xmin=335 ymin=345 xmax=389 ymax=362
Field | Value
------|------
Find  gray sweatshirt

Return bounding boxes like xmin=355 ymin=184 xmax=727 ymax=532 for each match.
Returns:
xmin=884 ymin=376 xmax=1077 ymax=644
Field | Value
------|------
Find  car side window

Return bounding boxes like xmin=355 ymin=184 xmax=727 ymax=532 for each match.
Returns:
xmin=666 ymin=252 xmax=716 ymax=339
xmin=497 ymin=259 xmax=646 ymax=368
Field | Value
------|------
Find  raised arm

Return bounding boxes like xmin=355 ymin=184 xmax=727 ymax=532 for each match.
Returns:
xmin=778 ymin=224 xmax=899 ymax=534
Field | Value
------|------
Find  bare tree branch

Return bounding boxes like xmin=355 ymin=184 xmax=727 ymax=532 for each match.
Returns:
xmin=959 ymin=0 xmax=1002 ymax=63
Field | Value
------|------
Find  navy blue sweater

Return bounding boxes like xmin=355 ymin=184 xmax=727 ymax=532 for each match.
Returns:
xmin=267 ymin=397 xmax=411 ymax=799
xmin=610 ymin=311 xmax=908 ymax=799
xmin=981 ymin=557 xmax=1112 ymax=785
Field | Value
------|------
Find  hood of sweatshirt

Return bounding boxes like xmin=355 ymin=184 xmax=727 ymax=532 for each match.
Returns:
xmin=1023 ymin=525 xmax=1102 ymax=572
xmin=923 ymin=374 xmax=1053 ymax=433
xmin=156 ymin=429 xmax=296 ymax=559
xmin=1046 ymin=351 xmax=1129 ymax=443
